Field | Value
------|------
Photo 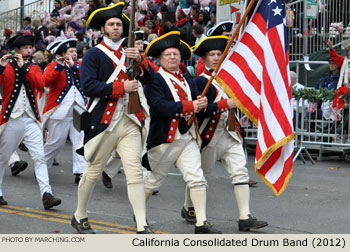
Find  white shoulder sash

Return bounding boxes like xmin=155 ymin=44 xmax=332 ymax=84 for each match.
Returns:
xmin=88 ymin=44 xmax=126 ymax=113
xmin=158 ymin=67 xmax=192 ymax=102
xmin=198 ymin=73 xmax=228 ymax=134
xmin=200 ymin=72 xmax=227 ymax=102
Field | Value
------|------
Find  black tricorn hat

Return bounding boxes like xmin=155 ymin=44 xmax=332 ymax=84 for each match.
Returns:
xmin=145 ymin=31 xmax=192 ymax=61
xmin=135 ymin=30 xmax=144 ymax=41
xmin=6 ymin=33 xmax=34 ymax=49
xmin=51 ymin=38 xmax=77 ymax=55
xmin=86 ymin=2 xmax=130 ymax=37
xmin=46 ymin=39 xmax=63 ymax=53
xmin=192 ymin=36 xmax=228 ymax=57
xmin=207 ymin=21 xmax=234 ymax=36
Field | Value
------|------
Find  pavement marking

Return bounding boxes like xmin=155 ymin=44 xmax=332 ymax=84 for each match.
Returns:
xmin=0 ymin=205 xmax=166 ymax=234
xmin=1 ymin=205 xmax=137 ymax=230
xmin=168 ymin=173 xmax=182 ymax=176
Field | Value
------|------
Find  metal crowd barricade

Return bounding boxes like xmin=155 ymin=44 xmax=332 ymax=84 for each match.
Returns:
xmin=237 ymin=58 xmax=350 ymax=164
xmin=294 ymin=96 xmax=350 ymax=162
xmin=237 ymin=110 xmax=258 ymax=149
xmin=238 ymin=99 xmax=350 ymax=164
xmin=0 ymin=0 xmax=53 ymax=42
xmin=293 ymin=59 xmax=350 ymax=162
xmin=288 ymin=0 xmax=350 ymax=61
xmin=238 ymin=105 xmax=315 ymax=165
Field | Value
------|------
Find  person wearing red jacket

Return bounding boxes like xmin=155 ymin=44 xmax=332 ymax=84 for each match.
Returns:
xmin=328 ymin=39 xmax=350 ymax=86
xmin=0 ymin=33 xmax=61 ymax=208
xmin=42 ymin=38 xmax=87 ymax=185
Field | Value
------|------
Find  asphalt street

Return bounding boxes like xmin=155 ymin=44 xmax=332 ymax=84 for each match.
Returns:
xmin=0 ymin=142 xmax=349 ymax=234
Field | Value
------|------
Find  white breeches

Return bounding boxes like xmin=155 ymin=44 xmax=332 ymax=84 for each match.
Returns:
xmin=44 ymin=117 xmax=87 ymax=174
xmin=201 ymin=131 xmax=249 ymax=185
xmin=0 ymin=115 xmax=52 ymax=197
xmin=144 ymin=133 xmax=207 ymax=193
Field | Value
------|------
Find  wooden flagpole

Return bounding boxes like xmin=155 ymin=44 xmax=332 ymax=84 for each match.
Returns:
xmin=187 ymin=0 xmax=257 ymax=126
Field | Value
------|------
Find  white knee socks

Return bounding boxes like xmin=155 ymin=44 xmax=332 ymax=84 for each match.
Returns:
xmin=234 ymin=184 xmax=250 ymax=220
xmin=127 ymin=183 xmax=148 ymax=231
xmin=190 ymin=189 xmax=207 ymax=226
xmin=183 ymin=184 xmax=193 ymax=210
xmin=74 ymin=176 xmax=96 ymax=221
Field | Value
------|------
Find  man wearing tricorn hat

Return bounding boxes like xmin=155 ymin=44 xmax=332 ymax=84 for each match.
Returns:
xmin=196 ymin=20 xmax=258 ymax=187
xmin=101 ymin=29 xmax=158 ymax=189
xmin=0 ymin=32 xmax=61 ymax=209
xmin=196 ymin=21 xmax=235 ymax=77
xmin=71 ymin=2 xmax=154 ymax=234
xmin=143 ymin=31 xmax=221 ymax=234
xmin=180 ymin=36 xmax=268 ymax=232
xmin=42 ymin=38 xmax=87 ymax=185
xmin=206 ymin=20 xmax=235 ymax=37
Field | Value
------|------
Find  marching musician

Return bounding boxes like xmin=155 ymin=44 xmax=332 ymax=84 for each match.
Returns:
xmin=42 ymin=38 xmax=87 ymax=184
xmin=0 ymin=32 xmax=61 ymax=209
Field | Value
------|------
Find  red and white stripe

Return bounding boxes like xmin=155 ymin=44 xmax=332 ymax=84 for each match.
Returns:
xmin=216 ymin=2 xmax=294 ymax=196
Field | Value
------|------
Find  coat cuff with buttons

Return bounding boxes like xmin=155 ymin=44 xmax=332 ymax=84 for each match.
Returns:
xmin=112 ymin=80 xmax=124 ymax=98
xmin=216 ymin=99 xmax=229 ymax=113
xmin=182 ymin=100 xmax=194 ymax=115
xmin=54 ymin=63 xmax=65 ymax=72
xmin=136 ymin=55 xmax=149 ymax=71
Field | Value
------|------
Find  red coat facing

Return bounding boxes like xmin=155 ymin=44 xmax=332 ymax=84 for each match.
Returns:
xmin=0 ymin=61 xmax=44 ymax=126
xmin=43 ymin=61 xmax=84 ymax=114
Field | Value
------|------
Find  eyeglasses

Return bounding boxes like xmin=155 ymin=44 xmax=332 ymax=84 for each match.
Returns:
xmin=161 ymin=52 xmax=181 ymax=58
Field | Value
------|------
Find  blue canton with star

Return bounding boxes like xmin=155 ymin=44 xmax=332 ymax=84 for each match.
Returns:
xmin=257 ymin=0 xmax=286 ymax=30
xmin=257 ymin=0 xmax=288 ymax=52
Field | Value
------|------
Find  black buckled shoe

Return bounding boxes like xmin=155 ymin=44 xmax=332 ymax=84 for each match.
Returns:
xmin=136 ymin=226 xmax=154 ymax=234
xmin=71 ymin=216 xmax=96 ymax=234
xmin=181 ymin=206 xmax=197 ymax=223
xmin=42 ymin=192 xmax=61 ymax=209
xmin=74 ymin=174 xmax=82 ymax=185
xmin=194 ymin=221 xmax=222 ymax=234
xmin=0 ymin=196 xmax=8 ymax=205
xmin=102 ymin=171 xmax=112 ymax=189
xmin=238 ymin=214 xmax=268 ymax=231
xmin=11 ymin=161 xmax=28 ymax=176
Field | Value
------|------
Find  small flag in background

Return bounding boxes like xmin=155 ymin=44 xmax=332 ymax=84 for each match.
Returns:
xmin=216 ymin=0 xmax=294 ymax=196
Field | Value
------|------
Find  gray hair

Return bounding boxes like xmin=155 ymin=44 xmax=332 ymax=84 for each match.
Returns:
xmin=290 ymin=71 xmax=297 ymax=81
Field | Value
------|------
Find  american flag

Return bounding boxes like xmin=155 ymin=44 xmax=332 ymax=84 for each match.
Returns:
xmin=216 ymin=0 xmax=294 ymax=196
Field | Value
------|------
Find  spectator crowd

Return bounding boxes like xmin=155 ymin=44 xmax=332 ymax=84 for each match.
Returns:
xmin=1 ymin=0 xmax=218 ymax=74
